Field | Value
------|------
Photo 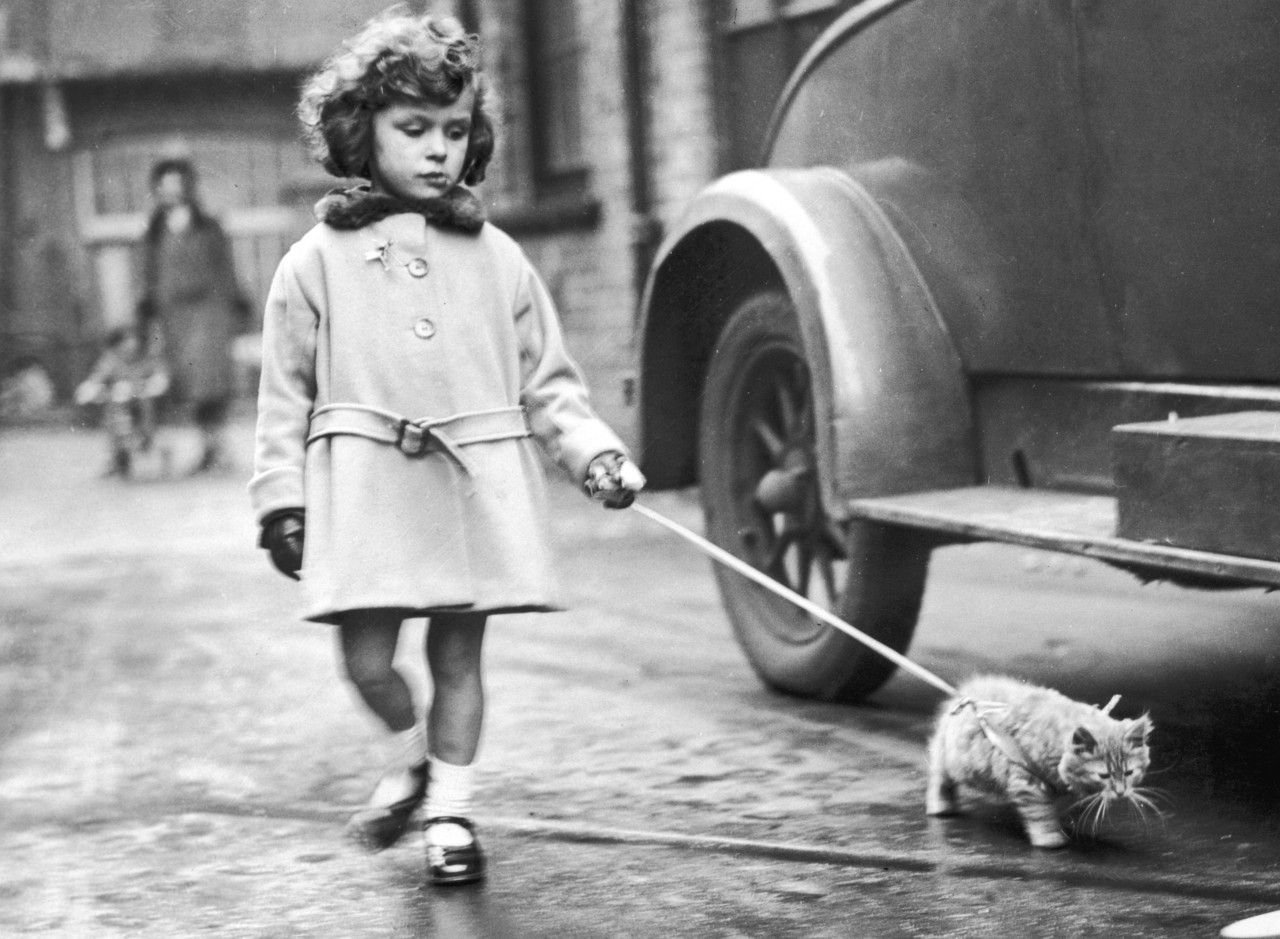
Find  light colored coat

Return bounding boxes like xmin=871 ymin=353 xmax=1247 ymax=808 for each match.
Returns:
xmin=249 ymin=211 xmax=626 ymax=624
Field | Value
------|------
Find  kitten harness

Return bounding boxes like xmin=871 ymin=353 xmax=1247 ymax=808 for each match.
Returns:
xmin=950 ymin=694 xmax=1120 ymax=795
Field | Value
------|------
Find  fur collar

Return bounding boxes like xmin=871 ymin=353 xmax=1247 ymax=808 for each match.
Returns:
xmin=316 ymin=185 xmax=486 ymax=234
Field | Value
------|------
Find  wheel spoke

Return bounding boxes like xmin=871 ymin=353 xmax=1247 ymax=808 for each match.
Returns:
xmin=817 ymin=545 xmax=839 ymax=605
xmin=796 ymin=377 xmax=814 ymax=437
xmin=796 ymin=542 xmax=814 ymax=595
xmin=751 ymin=415 xmax=786 ymax=461
xmin=765 ymin=528 xmax=795 ymax=579
xmin=823 ymin=523 xmax=847 ymax=559
xmin=789 ymin=362 xmax=816 ymax=432
xmin=776 ymin=380 xmax=800 ymax=437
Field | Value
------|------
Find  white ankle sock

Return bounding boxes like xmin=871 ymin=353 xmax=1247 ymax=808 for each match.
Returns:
xmin=363 ymin=725 xmax=427 ymax=807
xmin=424 ymin=756 xmax=475 ymax=847
xmin=393 ymin=723 xmax=429 ymax=769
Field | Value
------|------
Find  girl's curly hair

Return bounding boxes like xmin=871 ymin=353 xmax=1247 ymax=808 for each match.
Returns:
xmin=298 ymin=10 xmax=494 ymax=186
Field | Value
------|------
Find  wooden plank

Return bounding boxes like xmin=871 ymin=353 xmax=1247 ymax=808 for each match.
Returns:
xmin=1114 ymin=411 xmax=1280 ymax=561
xmin=848 ymin=485 xmax=1280 ymax=587
xmin=1116 ymin=410 xmax=1280 ymax=441
xmin=850 ymin=486 xmax=1116 ymax=540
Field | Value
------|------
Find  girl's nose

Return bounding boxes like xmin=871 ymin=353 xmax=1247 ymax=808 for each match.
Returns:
xmin=425 ymin=129 xmax=447 ymax=159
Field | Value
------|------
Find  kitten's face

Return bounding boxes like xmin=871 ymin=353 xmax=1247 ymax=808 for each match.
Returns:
xmin=1057 ymin=717 xmax=1152 ymax=799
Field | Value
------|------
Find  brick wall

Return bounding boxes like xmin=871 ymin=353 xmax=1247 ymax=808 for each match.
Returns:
xmin=648 ymin=0 xmax=719 ymax=232
xmin=471 ymin=0 xmax=719 ymax=443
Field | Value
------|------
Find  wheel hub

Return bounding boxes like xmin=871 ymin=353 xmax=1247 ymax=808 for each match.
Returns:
xmin=753 ymin=463 xmax=812 ymax=514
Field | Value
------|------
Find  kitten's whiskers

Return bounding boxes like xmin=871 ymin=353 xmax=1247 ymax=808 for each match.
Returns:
xmin=1071 ymin=790 xmax=1109 ymax=835
xmin=1125 ymin=788 xmax=1170 ymax=834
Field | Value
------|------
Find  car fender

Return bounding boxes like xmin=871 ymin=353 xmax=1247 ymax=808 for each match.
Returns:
xmin=638 ymin=166 xmax=976 ymax=519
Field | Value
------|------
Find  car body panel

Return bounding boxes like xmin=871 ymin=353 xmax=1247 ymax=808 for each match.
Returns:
xmin=770 ymin=0 xmax=1280 ymax=382
xmin=637 ymin=167 xmax=975 ymax=510
xmin=768 ymin=0 xmax=1119 ymax=376
xmin=1077 ymin=1 xmax=1280 ymax=377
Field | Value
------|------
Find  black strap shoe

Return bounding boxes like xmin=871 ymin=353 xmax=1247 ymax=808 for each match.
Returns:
xmin=424 ymin=816 xmax=486 ymax=886
xmin=345 ymin=763 xmax=428 ymax=852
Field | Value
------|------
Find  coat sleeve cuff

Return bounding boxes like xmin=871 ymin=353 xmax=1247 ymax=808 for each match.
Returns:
xmin=556 ymin=420 xmax=629 ymax=486
xmin=248 ymin=466 xmax=305 ymax=524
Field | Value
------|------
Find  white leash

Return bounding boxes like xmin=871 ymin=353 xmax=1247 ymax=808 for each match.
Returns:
xmin=629 ymin=501 xmax=960 ymax=699
xmin=629 ymin=501 xmax=1122 ymax=783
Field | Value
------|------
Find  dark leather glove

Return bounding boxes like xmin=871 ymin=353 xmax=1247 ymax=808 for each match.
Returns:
xmin=259 ymin=509 xmax=305 ymax=581
xmin=584 ymin=451 xmax=647 ymax=509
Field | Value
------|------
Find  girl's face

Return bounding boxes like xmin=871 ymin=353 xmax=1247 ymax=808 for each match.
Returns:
xmin=370 ymin=89 xmax=475 ymax=201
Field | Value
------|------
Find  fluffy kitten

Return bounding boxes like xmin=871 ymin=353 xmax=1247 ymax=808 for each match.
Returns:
xmin=925 ymin=674 xmax=1156 ymax=848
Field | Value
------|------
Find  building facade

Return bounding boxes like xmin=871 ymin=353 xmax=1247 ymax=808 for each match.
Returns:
xmin=0 ymin=0 xmax=854 ymax=435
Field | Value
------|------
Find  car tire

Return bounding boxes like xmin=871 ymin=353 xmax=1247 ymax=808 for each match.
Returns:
xmin=699 ymin=290 xmax=931 ymax=701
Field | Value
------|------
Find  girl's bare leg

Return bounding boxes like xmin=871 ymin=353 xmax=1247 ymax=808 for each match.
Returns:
xmin=424 ymin=612 xmax=488 ymax=763
xmin=338 ymin=610 xmax=416 ymax=733
xmin=423 ymin=612 xmax=488 ymax=881
xmin=339 ymin=611 xmax=429 ymax=852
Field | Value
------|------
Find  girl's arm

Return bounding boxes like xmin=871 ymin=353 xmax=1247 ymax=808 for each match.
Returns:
xmin=249 ymin=250 xmax=319 ymax=523
xmin=514 ymin=257 xmax=630 ymax=486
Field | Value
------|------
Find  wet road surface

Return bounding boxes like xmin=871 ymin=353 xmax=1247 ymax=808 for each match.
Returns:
xmin=3 ymin=419 xmax=1280 ymax=937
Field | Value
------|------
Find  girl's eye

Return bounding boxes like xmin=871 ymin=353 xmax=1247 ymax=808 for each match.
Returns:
xmin=447 ymin=126 xmax=469 ymax=140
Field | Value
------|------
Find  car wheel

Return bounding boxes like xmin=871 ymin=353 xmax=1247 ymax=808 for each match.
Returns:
xmin=699 ymin=290 xmax=931 ymax=701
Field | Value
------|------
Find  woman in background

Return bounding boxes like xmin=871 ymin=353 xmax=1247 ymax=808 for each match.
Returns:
xmin=139 ymin=158 xmax=249 ymax=473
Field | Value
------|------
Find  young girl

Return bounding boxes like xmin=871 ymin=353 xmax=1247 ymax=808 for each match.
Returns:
xmin=249 ymin=11 xmax=644 ymax=886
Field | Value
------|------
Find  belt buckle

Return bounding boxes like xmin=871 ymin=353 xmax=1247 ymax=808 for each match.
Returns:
xmin=395 ymin=419 xmax=431 ymax=457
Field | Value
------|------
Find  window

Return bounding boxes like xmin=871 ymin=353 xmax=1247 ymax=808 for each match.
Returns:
xmin=715 ymin=0 xmax=852 ymax=171
xmin=525 ymin=0 xmax=588 ymax=199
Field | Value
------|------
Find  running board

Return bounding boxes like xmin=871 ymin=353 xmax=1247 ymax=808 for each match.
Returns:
xmin=846 ymin=485 xmax=1280 ymax=588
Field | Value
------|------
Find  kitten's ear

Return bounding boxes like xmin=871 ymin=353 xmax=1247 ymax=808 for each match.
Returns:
xmin=1072 ymin=727 xmax=1099 ymax=753
xmin=1125 ymin=716 xmax=1152 ymax=746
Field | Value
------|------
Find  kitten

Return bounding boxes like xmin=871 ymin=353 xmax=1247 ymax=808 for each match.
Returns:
xmin=925 ymin=674 xmax=1157 ymax=848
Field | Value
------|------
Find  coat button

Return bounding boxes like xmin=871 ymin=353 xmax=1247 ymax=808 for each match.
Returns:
xmin=407 ymin=257 xmax=429 ymax=278
xmin=413 ymin=317 xmax=436 ymax=339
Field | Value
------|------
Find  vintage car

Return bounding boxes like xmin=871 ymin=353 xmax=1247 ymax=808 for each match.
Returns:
xmin=636 ymin=0 xmax=1280 ymax=702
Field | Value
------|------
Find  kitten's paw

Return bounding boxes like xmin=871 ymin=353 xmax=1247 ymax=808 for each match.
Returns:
xmin=925 ymin=796 xmax=960 ymax=817
xmin=925 ymin=778 xmax=959 ymax=816
xmin=1027 ymin=828 xmax=1069 ymax=849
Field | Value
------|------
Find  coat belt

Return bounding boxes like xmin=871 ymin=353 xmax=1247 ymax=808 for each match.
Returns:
xmin=306 ymin=403 xmax=530 ymax=474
